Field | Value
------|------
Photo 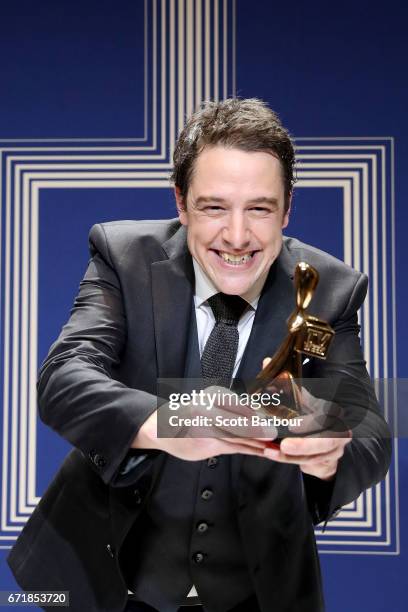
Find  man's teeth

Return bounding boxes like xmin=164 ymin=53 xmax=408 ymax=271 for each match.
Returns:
xmin=219 ymin=252 xmax=253 ymax=265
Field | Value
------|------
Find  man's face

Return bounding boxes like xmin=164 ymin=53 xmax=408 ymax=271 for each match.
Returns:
xmin=176 ymin=146 xmax=290 ymax=297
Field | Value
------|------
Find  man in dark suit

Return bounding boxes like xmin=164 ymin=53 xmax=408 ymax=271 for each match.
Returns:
xmin=8 ymin=99 xmax=391 ymax=612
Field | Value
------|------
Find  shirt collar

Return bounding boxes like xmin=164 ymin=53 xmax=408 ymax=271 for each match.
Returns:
xmin=192 ymin=258 xmax=262 ymax=310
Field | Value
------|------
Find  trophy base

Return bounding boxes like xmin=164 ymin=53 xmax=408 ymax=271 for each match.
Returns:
xmin=257 ymin=404 xmax=301 ymax=449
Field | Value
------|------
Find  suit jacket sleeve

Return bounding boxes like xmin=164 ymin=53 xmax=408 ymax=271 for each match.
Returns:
xmin=37 ymin=224 xmax=160 ymax=486
xmin=302 ymin=272 xmax=392 ymax=525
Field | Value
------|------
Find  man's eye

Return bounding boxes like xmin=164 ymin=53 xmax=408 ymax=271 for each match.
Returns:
xmin=250 ymin=207 xmax=271 ymax=214
xmin=203 ymin=206 xmax=224 ymax=213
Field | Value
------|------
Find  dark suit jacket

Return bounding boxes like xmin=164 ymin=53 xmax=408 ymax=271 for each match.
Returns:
xmin=7 ymin=219 xmax=391 ymax=612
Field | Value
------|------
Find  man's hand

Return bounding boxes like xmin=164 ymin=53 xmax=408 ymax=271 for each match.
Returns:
xmin=131 ymin=409 xmax=272 ymax=460
xmin=130 ymin=380 xmax=351 ymax=474
xmin=259 ymin=356 xmax=352 ymax=480
xmin=263 ymin=433 xmax=352 ymax=480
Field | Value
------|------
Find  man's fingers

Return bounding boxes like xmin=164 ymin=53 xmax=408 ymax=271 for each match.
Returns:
xmin=264 ymin=435 xmax=351 ymax=465
xmin=280 ymin=434 xmax=351 ymax=456
xmin=265 ymin=445 xmax=346 ymax=466
xmin=219 ymin=436 xmax=271 ymax=449
xmin=217 ymin=438 xmax=266 ymax=457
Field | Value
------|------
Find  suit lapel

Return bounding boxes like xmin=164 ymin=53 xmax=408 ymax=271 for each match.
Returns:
xmin=151 ymin=226 xmax=195 ymax=379
xmin=152 ymin=230 xmax=297 ymax=383
xmin=237 ymin=240 xmax=297 ymax=386
xmin=231 ymin=240 xmax=298 ymax=497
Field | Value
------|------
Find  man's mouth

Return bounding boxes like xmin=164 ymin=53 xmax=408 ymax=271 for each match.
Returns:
xmin=216 ymin=251 xmax=256 ymax=265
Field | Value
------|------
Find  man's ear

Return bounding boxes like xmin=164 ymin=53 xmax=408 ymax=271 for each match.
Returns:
xmin=174 ymin=186 xmax=188 ymax=225
xmin=282 ymin=193 xmax=292 ymax=229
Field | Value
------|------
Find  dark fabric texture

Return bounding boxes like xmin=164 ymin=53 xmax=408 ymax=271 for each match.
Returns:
xmin=120 ymin=311 xmax=253 ymax=612
xmin=124 ymin=601 xmax=158 ymax=612
xmin=201 ymin=293 xmax=248 ymax=385
xmin=6 ymin=220 xmax=392 ymax=612
xmin=124 ymin=592 xmax=260 ymax=611
xmin=124 ymin=592 xmax=260 ymax=612
xmin=121 ymin=455 xmax=253 ymax=612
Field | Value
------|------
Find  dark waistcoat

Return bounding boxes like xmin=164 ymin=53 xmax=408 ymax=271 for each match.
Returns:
xmin=119 ymin=309 xmax=253 ymax=612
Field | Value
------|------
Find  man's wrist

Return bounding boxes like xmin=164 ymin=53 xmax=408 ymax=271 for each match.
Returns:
xmin=131 ymin=411 xmax=159 ymax=451
xmin=300 ymin=460 xmax=338 ymax=481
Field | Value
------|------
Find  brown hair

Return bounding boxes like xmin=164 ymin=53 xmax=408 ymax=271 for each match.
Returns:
xmin=171 ymin=98 xmax=296 ymax=212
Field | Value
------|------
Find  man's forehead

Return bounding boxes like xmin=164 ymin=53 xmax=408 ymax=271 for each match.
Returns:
xmin=191 ymin=146 xmax=284 ymax=182
xmin=188 ymin=148 xmax=284 ymax=199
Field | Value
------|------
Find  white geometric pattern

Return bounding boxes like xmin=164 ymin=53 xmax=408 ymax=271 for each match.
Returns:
xmin=295 ymin=139 xmax=398 ymax=554
xmin=0 ymin=0 xmax=237 ymax=546
xmin=0 ymin=0 xmax=397 ymax=556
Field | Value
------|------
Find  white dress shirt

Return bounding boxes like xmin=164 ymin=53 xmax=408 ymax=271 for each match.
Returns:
xmin=186 ymin=260 xmax=263 ymax=600
xmin=192 ymin=259 xmax=261 ymax=378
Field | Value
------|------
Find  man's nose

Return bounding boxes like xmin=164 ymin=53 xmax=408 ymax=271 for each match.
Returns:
xmin=222 ymin=211 xmax=251 ymax=250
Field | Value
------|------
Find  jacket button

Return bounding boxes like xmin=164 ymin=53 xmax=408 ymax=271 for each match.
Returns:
xmin=207 ymin=457 xmax=218 ymax=468
xmin=192 ymin=552 xmax=205 ymax=564
xmin=197 ymin=522 xmax=209 ymax=534
xmin=133 ymin=489 xmax=142 ymax=504
xmin=201 ymin=488 xmax=213 ymax=500
xmin=94 ymin=454 xmax=106 ymax=468
xmin=89 ymin=450 xmax=106 ymax=468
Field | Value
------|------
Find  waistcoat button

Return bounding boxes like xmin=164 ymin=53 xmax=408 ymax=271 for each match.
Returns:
xmin=197 ymin=522 xmax=209 ymax=533
xmin=192 ymin=552 xmax=205 ymax=564
xmin=207 ymin=457 xmax=218 ymax=468
xmin=201 ymin=488 xmax=213 ymax=500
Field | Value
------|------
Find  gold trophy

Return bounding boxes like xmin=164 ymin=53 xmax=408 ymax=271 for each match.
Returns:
xmin=251 ymin=262 xmax=335 ymax=429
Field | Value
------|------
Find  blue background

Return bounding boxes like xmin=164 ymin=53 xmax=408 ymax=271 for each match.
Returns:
xmin=0 ymin=1 xmax=406 ymax=610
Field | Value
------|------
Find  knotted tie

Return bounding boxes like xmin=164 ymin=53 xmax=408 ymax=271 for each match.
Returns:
xmin=201 ymin=293 xmax=248 ymax=385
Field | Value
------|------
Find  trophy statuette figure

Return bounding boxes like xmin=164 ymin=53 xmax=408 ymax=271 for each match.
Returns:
xmin=252 ymin=262 xmax=335 ymax=421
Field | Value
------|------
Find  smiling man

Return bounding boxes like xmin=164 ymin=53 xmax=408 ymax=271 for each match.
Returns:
xmin=176 ymin=146 xmax=289 ymax=298
xmin=8 ymin=99 xmax=391 ymax=612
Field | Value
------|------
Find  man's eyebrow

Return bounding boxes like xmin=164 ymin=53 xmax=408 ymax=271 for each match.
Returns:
xmin=194 ymin=196 xmax=227 ymax=205
xmin=193 ymin=196 xmax=279 ymax=205
xmin=246 ymin=197 xmax=279 ymax=206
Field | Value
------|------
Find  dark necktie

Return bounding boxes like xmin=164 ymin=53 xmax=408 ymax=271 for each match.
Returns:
xmin=201 ymin=293 xmax=248 ymax=385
